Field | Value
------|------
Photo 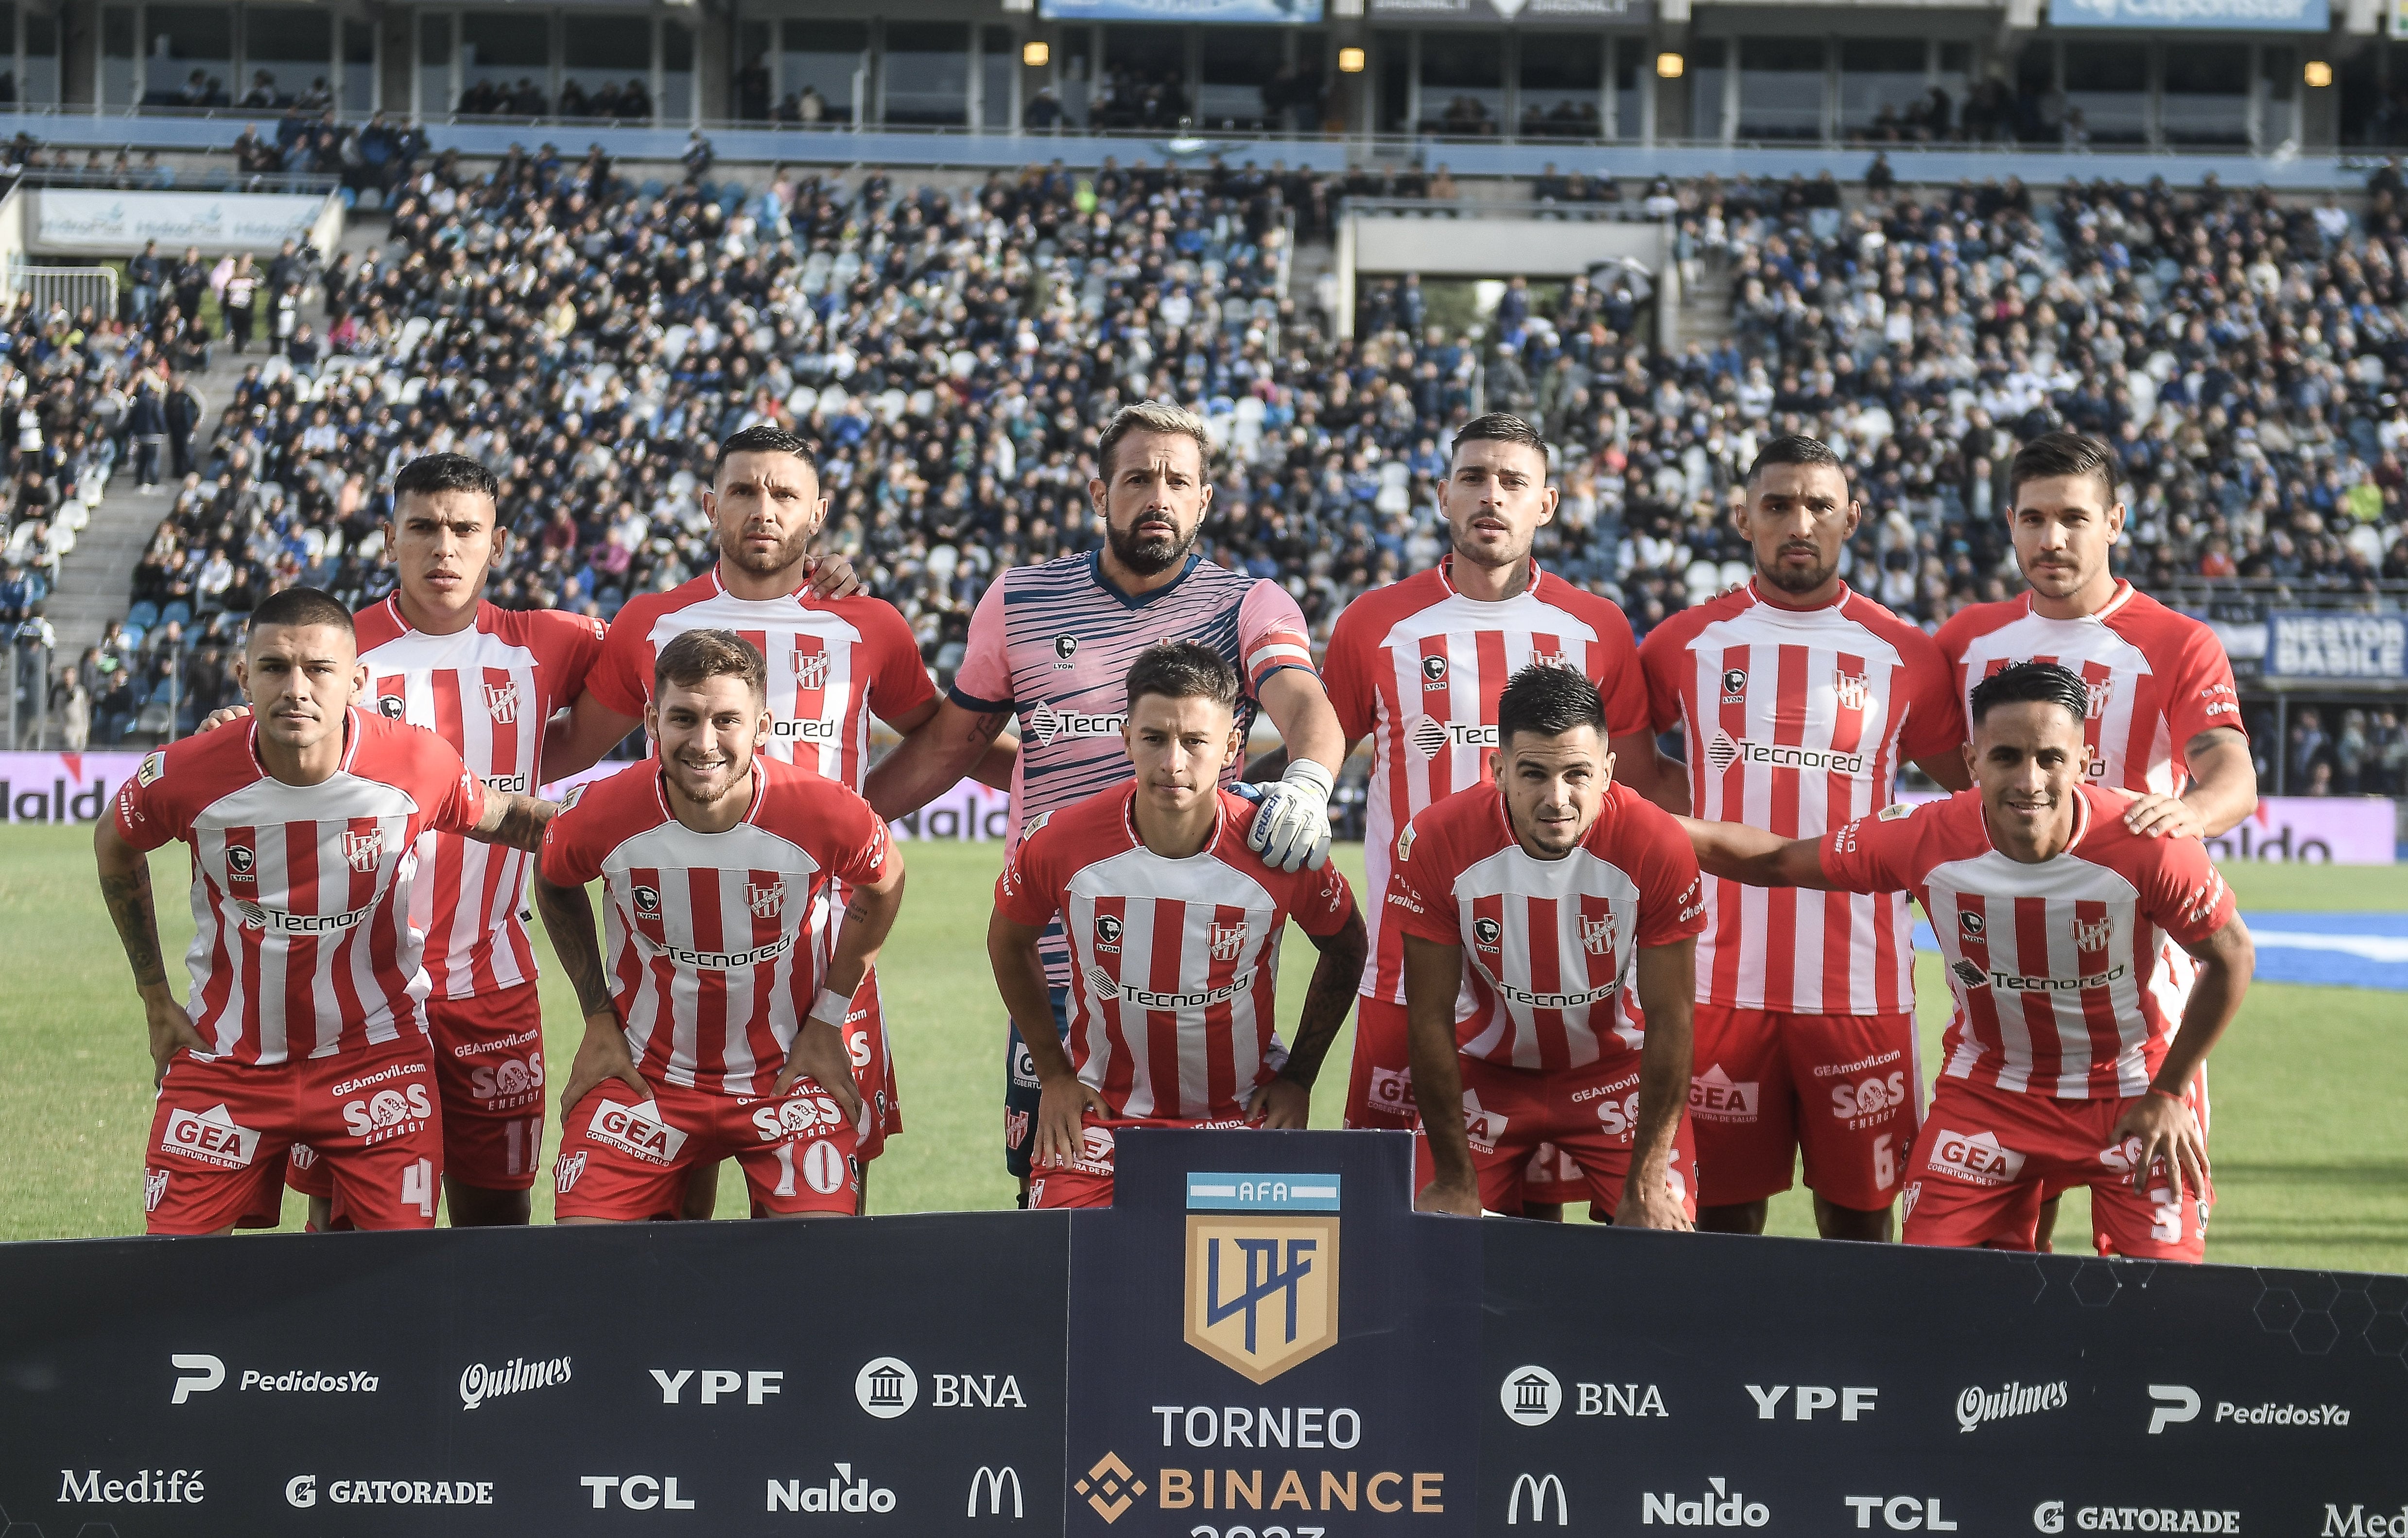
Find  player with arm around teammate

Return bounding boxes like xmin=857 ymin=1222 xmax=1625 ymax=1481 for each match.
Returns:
xmin=96 ymin=587 xmax=558 ymax=1235
xmin=532 ymin=630 xmax=904 ymax=1222
xmin=1402 ymin=664 xmax=1703 ymax=1228
xmin=1679 ymin=662 xmax=2252 ymax=1259
xmin=989 ymin=642 xmax=1367 ymax=1208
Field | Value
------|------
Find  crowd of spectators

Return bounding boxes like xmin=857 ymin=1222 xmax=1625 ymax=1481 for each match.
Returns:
xmin=0 ymin=139 xmax=2380 ymax=787
xmin=234 ymin=110 xmax=431 ymax=198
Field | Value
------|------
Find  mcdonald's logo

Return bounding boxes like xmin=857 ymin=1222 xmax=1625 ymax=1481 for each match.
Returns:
xmin=1509 ymin=1473 xmax=1569 ymax=1526
xmin=966 ymin=1465 xmax=1023 ymax=1518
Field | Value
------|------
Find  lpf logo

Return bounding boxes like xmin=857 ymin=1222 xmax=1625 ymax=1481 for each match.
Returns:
xmin=794 ymin=650 xmax=832 ymax=691
xmin=1184 ymin=1173 xmax=1341 ymax=1385
xmin=1833 ymin=670 xmax=1870 ymax=711
xmin=1209 ymin=922 xmax=1248 ymax=962
xmin=483 ymin=680 xmax=520 ymax=725
xmin=747 ymin=881 xmax=785 ymax=921
xmin=343 ymin=829 xmax=386 ymax=874
xmin=1580 ymin=912 xmax=1617 ymax=957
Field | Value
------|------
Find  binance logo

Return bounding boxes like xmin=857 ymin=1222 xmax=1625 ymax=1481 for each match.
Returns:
xmin=1076 ymin=1451 xmax=1145 ymax=1524
xmin=1182 ymin=1172 xmax=1342 ymax=1385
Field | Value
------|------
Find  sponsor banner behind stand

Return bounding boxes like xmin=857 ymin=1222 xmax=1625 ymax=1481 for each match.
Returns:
xmin=33 ymin=190 xmax=333 ymax=253
xmin=0 ymin=1136 xmax=2404 ymax=1532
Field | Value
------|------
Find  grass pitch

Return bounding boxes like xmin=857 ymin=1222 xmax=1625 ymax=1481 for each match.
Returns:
xmin=3 ymin=827 xmax=2403 ymax=1273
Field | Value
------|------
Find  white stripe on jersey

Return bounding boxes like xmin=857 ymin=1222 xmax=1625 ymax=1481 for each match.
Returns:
xmin=1450 ymin=844 xmax=1644 ymax=1070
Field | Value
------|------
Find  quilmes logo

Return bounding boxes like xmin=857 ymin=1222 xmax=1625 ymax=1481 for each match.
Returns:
xmin=1184 ymin=1172 xmax=1341 ymax=1384
xmin=458 ymin=1355 xmax=572 ymax=1409
xmin=1957 ymin=1379 xmax=2069 ymax=1432
xmin=1705 ymin=730 xmax=1869 ymax=778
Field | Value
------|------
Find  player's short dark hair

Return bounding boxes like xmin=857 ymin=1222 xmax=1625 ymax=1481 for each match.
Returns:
xmin=1449 ymin=411 xmax=1549 ymax=468
xmin=248 ymin=585 xmax=353 ymax=638
xmin=717 ymin=424 xmax=819 ymax=481
xmin=391 ymin=452 xmax=500 ymax=507
xmin=1496 ymin=663 xmax=1606 ymax=748
xmin=655 ymin=628 xmax=766 ymax=701
xmin=1096 ymin=401 xmax=1213 ymax=480
xmin=1745 ymin=434 xmax=1846 ymax=485
xmin=2010 ymin=430 xmax=2120 ymax=505
xmin=1125 ymin=641 xmax=1239 ymax=713
xmin=1969 ymin=660 xmax=2091 ymax=731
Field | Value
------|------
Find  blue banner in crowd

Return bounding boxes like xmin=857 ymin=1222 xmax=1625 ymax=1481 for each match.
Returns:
xmin=2050 ymin=0 xmax=2329 ymax=28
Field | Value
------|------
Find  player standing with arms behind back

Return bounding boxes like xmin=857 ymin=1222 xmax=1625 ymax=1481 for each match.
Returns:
xmin=1680 ymin=662 xmax=2253 ymax=1259
xmin=865 ymin=402 xmax=1346 ymax=1201
xmin=1322 ymin=412 xmax=1660 ymax=1216
xmin=1634 ymin=436 xmax=1969 ymax=1242
xmin=989 ymin=644 xmax=1366 ymax=1207
xmin=96 ymin=588 xmax=556 ymax=1234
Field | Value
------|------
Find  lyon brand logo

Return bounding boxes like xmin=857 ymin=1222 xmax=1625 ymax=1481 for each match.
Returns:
xmin=1184 ymin=1172 xmax=1341 ymax=1385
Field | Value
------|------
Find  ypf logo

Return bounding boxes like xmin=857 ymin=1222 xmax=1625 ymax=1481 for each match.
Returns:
xmin=855 ymin=1357 xmax=918 ymax=1419
xmin=1501 ymin=1365 xmax=1563 ymax=1427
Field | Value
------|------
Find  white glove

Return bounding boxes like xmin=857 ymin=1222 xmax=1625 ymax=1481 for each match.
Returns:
xmin=1245 ymin=759 xmax=1335 ymax=873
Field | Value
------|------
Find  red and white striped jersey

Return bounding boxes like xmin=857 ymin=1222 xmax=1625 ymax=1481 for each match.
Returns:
xmin=588 ymin=569 xmax=936 ymax=791
xmin=1819 ymin=786 xmax=2236 ymax=1099
xmin=994 ymin=785 xmax=1357 ymax=1120
xmin=1386 ymin=781 xmax=1705 ymax=1071
xmin=537 ymin=754 xmax=895 ymax=1098
xmin=1935 ymin=580 xmax=2244 ymax=799
xmin=112 ymin=712 xmax=488 ymax=1066
xmin=1325 ymin=559 xmax=1649 ymax=1008
xmin=355 ymin=597 xmax=606 ymax=1000
xmin=1639 ymin=581 xmax=1963 ymax=1014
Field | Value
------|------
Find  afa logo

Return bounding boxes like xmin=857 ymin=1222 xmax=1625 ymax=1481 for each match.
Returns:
xmin=1185 ymin=1184 xmax=1340 ymax=1385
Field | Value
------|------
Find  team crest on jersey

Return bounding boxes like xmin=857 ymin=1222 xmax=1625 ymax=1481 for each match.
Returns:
xmin=1395 ymin=822 xmax=1416 ymax=862
xmin=1529 ymin=646 xmax=1575 ymax=672
xmin=747 ymin=881 xmax=785 ymax=920
xmin=633 ymin=884 xmax=663 ymax=917
xmin=1421 ymin=654 xmax=1449 ymax=688
xmin=377 ymin=694 xmax=406 ymax=719
xmin=794 ymin=650 xmax=832 ymax=690
xmin=144 ymin=1168 xmax=170 ymax=1212
xmin=1959 ymin=911 xmax=1986 ymax=941
xmin=343 ymin=830 xmax=386 ymax=874
xmin=554 ymin=1153 xmax=587 ymax=1193
xmin=225 ymin=845 xmax=257 ymax=879
xmin=1720 ymin=668 xmax=1747 ymax=702
xmin=482 ymin=680 xmax=521 ymax=724
xmin=1095 ymin=915 xmax=1124 ymax=954
xmin=136 ymin=751 xmax=166 ymax=786
xmin=1053 ymin=634 xmax=1079 ymax=670
xmin=2082 ymin=678 xmax=2113 ymax=719
xmin=1580 ymin=912 xmax=1618 ymax=957
xmin=1833 ymin=670 xmax=1871 ymax=711
xmin=1209 ymin=922 xmax=1249 ymax=962
xmin=1473 ymin=916 xmax=1503 ymax=950
xmin=2073 ymin=916 xmax=2114 ymax=951
xmin=1877 ymin=802 xmax=1913 ymax=821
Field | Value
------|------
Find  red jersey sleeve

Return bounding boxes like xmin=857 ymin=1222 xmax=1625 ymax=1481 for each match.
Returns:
xmin=1292 ymin=861 xmax=1359 ymax=939
xmin=533 ymin=607 xmax=611 ymax=703
xmin=537 ymin=779 xmax=611 ymax=888
xmin=1622 ymin=796 xmax=1708 ymax=946
xmin=993 ymin=812 xmax=1059 ymax=927
xmin=2164 ymin=621 xmax=2245 ymax=751
xmin=111 ymin=748 xmax=188 ymax=853
xmin=2136 ymin=836 xmax=2237 ymax=950
xmin=1385 ymin=815 xmax=1462 ymax=946
xmin=1896 ymin=630 xmax=1971 ymax=765
xmin=422 ymin=733 xmax=488 ymax=837
xmin=858 ymin=598 xmax=938 ymax=725
xmin=1321 ymin=607 xmax=1376 ymax=743
xmin=1819 ymin=800 xmax=1930 ymax=895
xmin=584 ymin=598 xmax=658 ymax=718
xmin=1587 ymin=599 xmax=1650 ymax=739
xmin=948 ymin=577 xmax=1015 ymax=713
xmin=1237 ymin=580 xmax=1317 ymax=698
xmin=821 ymin=789 xmax=897 ymax=888
xmin=1637 ymin=629 xmax=1687 ymax=735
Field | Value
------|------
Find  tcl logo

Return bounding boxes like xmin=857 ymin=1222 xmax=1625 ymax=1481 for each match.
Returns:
xmin=582 ymin=1476 xmax=695 ymax=1510
xmin=342 ymin=1084 xmax=433 ymax=1141
xmin=1848 ymin=1497 xmax=1957 ymax=1530
xmin=652 ymin=1369 xmax=783 ymax=1405
xmin=1748 ymin=1385 xmax=1877 ymax=1420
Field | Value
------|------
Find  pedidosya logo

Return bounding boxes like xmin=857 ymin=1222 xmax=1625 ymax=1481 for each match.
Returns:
xmin=856 ymin=1357 xmax=918 ymax=1418
xmin=1501 ymin=1365 xmax=1563 ymax=1426
xmin=1183 ymin=1171 xmax=1342 ymax=1385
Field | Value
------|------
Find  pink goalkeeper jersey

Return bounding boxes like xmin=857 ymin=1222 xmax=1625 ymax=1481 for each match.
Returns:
xmin=1819 ymin=786 xmax=2236 ymax=1100
xmin=355 ymin=597 xmax=606 ymax=999
xmin=952 ymin=550 xmax=1317 ymax=986
xmin=1639 ymin=580 xmax=1964 ymax=1015
xmin=112 ymin=711 xmax=488 ymax=1065
xmin=995 ymin=785 xmax=1357 ymax=1120
xmin=1324 ymin=559 xmax=1650 ymax=1008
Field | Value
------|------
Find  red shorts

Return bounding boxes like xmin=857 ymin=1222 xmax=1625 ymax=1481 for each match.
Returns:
xmin=1028 ymin=1111 xmax=1252 ymax=1209
xmin=1412 ymin=1051 xmax=1698 ymax=1220
xmin=1520 ymin=1145 xmax=1589 ymax=1207
xmin=1343 ymin=996 xmax=1418 ymax=1130
xmin=552 ymin=1076 xmax=860 ymax=1221
xmin=146 ymin=1034 xmax=443 ymax=1235
xmin=1899 ymin=1077 xmax=2213 ymax=1261
xmin=1687 ymin=1005 xmax=1921 ymax=1211
xmin=289 ymin=983 xmax=548 ymax=1199
xmin=845 ymin=970 xmax=903 ymax=1163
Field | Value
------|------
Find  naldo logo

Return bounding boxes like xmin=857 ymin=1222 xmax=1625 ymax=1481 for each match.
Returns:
xmin=1501 ymin=1365 xmax=1563 ymax=1426
xmin=855 ymin=1358 xmax=918 ymax=1419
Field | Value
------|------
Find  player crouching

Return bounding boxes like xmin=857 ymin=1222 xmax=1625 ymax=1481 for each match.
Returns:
xmin=532 ymin=630 xmax=904 ymax=1221
xmin=1399 ymin=664 xmax=1705 ymax=1226
xmin=989 ymin=643 xmax=1366 ymax=1207
xmin=1678 ymin=662 xmax=2252 ymax=1259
